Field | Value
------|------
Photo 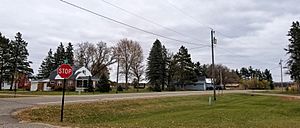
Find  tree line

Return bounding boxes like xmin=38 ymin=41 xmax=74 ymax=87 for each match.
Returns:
xmin=0 ymin=32 xmax=276 ymax=92
xmin=0 ymin=32 xmax=33 ymax=90
xmin=237 ymin=66 xmax=273 ymax=89
xmin=38 ymin=42 xmax=74 ymax=78
xmin=5 ymin=21 xmax=300 ymax=92
xmin=285 ymin=21 xmax=300 ymax=92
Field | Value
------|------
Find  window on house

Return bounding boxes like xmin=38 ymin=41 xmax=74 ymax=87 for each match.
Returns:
xmin=68 ymin=81 xmax=73 ymax=86
xmin=57 ymin=81 xmax=62 ymax=87
xmin=83 ymin=80 xmax=88 ymax=87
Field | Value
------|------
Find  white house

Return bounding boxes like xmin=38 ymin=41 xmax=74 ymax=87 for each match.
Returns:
xmin=1 ymin=82 xmax=18 ymax=90
xmin=30 ymin=66 xmax=99 ymax=91
xmin=185 ymin=77 xmax=214 ymax=91
xmin=30 ymin=79 xmax=51 ymax=91
xmin=1 ymin=82 xmax=12 ymax=90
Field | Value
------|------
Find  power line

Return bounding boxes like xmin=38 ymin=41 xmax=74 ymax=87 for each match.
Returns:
xmin=215 ymin=31 xmax=235 ymax=39
xmin=59 ymin=0 xmax=209 ymax=47
xmin=269 ymin=65 xmax=279 ymax=71
xmin=165 ymin=0 xmax=212 ymax=30
xmin=215 ymin=47 xmax=280 ymax=68
xmin=100 ymin=0 xmax=208 ymax=43
xmin=189 ymin=45 xmax=210 ymax=50
xmin=215 ymin=47 xmax=247 ymax=58
xmin=165 ymin=0 xmax=235 ymax=39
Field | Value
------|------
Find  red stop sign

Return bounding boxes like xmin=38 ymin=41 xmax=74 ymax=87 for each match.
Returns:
xmin=57 ymin=64 xmax=73 ymax=79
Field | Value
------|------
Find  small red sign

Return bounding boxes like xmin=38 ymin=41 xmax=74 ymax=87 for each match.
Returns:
xmin=57 ymin=64 xmax=73 ymax=79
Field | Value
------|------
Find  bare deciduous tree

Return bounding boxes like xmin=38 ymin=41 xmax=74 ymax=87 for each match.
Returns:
xmin=115 ymin=38 xmax=143 ymax=85
xmin=75 ymin=42 xmax=95 ymax=68
xmin=75 ymin=42 xmax=116 ymax=78
xmin=130 ymin=49 xmax=144 ymax=83
xmin=91 ymin=42 xmax=116 ymax=78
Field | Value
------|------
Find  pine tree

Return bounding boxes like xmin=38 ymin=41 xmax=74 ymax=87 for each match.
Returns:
xmin=240 ymin=67 xmax=250 ymax=79
xmin=194 ymin=62 xmax=201 ymax=77
xmin=161 ymin=45 xmax=168 ymax=91
xmin=65 ymin=42 xmax=74 ymax=65
xmin=286 ymin=21 xmax=300 ymax=83
xmin=263 ymin=69 xmax=273 ymax=89
xmin=97 ymin=73 xmax=110 ymax=92
xmin=0 ymin=33 xmax=10 ymax=90
xmin=8 ymin=32 xmax=33 ymax=90
xmin=38 ymin=49 xmax=54 ymax=78
xmin=173 ymin=46 xmax=197 ymax=88
xmin=54 ymin=42 xmax=65 ymax=68
xmin=146 ymin=39 xmax=163 ymax=91
xmin=166 ymin=52 xmax=177 ymax=90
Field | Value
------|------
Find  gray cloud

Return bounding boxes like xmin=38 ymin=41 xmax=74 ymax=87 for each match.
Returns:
xmin=0 ymin=0 xmax=296 ymax=82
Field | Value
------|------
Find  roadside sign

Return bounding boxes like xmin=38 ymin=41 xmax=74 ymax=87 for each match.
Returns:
xmin=57 ymin=64 xmax=72 ymax=122
xmin=57 ymin=64 xmax=73 ymax=79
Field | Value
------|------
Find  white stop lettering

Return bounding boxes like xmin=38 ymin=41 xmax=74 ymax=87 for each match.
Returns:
xmin=59 ymin=68 xmax=72 ymax=74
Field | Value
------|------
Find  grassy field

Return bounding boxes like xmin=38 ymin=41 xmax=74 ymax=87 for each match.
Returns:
xmin=0 ymin=88 xmax=150 ymax=95
xmin=0 ymin=94 xmax=30 ymax=98
xmin=18 ymin=94 xmax=300 ymax=128
xmin=255 ymin=90 xmax=300 ymax=96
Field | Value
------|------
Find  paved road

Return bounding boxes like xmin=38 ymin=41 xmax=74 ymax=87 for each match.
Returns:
xmin=0 ymin=90 xmax=250 ymax=128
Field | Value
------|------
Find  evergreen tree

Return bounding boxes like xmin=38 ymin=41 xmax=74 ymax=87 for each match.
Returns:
xmin=166 ymin=53 xmax=177 ymax=90
xmin=194 ymin=62 xmax=208 ymax=78
xmin=263 ymin=69 xmax=274 ymax=89
xmin=38 ymin=49 xmax=54 ymax=78
xmin=194 ymin=62 xmax=201 ymax=77
xmin=97 ymin=74 xmax=110 ymax=92
xmin=161 ymin=45 xmax=168 ymax=91
xmin=0 ymin=33 xmax=10 ymax=90
xmin=286 ymin=21 xmax=300 ymax=83
xmin=240 ymin=67 xmax=250 ymax=79
xmin=65 ymin=42 xmax=74 ymax=65
xmin=173 ymin=46 xmax=197 ymax=87
xmin=235 ymin=69 xmax=241 ymax=78
xmin=146 ymin=39 xmax=163 ymax=91
xmin=8 ymin=32 xmax=33 ymax=90
xmin=54 ymin=42 xmax=65 ymax=68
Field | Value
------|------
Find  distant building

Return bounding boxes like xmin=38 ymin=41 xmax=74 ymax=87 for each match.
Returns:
xmin=30 ymin=66 xmax=99 ymax=91
xmin=225 ymin=84 xmax=240 ymax=90
xmin=1 ymin=82 xmax=12 ymax=90
xmin=273 ymin=82 xmax=294 ymax=88
xmin=1 ymin=74 xmax=31 ymax=90
xmin=184 ymin=77 xmax=214 ymax=91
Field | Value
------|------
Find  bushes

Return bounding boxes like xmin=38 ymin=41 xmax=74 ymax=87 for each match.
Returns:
xmin=95 ymin=74 xmax=111 ymax=93
xmin=149 ymin=84 xmax=161 ymax=92
xmin=96 ymin=83 xmax=111 ymax=93
xmin=117 ymin=85 xmax=123 ymax=92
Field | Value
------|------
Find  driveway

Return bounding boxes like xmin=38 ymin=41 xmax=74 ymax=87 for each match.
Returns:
xmin=0 ymin=90 xmax=249 ymax=128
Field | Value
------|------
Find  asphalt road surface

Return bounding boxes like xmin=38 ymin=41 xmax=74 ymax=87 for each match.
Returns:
xmin=0 ymin=90 xmax=250 ymax=128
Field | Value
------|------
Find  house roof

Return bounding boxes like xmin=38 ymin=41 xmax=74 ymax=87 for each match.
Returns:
xmin=49 ymin=66 xmax=98 ymax=81
xmin=205 ymin=78 xmax=213 ymax=84
xmin=31 ymin=78 xmax=50 ymax=83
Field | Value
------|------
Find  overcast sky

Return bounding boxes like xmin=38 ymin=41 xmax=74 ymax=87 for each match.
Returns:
xmin=1 ymin=0 xmax=298 ymax=82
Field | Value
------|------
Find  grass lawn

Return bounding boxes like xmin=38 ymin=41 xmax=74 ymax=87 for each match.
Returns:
xmin=254 ymin=90 xmax=300 ymax=96
xmin=0 ymin=88 xmax=150 ymax=95
xmin=18 ymin=94 xmax=300 ymax=128
xmin=0 ymin=94 xmax=31 ymax=98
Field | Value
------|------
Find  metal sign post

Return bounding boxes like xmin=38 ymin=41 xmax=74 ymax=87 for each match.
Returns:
xmin=57 ymin=64 xmax=72 ymax=122
xmin=61 ymin=78 xmax=66 ymax=122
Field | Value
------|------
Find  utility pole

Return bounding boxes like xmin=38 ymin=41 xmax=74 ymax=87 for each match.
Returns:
xmin=211 ymin=29 xmax=216 ymax=101
xmin=220 ymin=70 xmax=223 ymax=94
xmin=279 ymin=59 xmax=283 ymax=92
xmin=116 ymin=56 xmax=120 ymax=93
